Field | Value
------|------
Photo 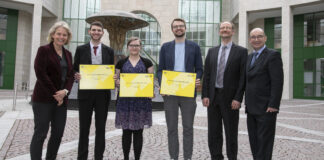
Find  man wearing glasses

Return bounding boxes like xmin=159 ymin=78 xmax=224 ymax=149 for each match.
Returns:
xmin=157 ymin=18 xmax=203 ymax=160
xmin=202 ymin=21 xmax=247 ymax=160
xmin=245 ymin=28 xmax=283 ymax=160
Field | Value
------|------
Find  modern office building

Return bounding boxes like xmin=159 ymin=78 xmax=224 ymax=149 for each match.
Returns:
xmin=0 ymin=0 xmax=323 ymax=100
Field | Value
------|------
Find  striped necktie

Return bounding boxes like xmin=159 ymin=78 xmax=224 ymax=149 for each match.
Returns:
xmin=216 ymin=46 xmax=227 ymax=88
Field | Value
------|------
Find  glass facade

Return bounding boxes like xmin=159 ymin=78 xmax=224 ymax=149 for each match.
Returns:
xmin=63 ymin=0 xmax=100 ymax=56
xmin=178 ymin=0 xmax=221 ymax=60
xmin=124 ymin=13 xmax=161 ymax=64
xmin=0 ymin=8 xmax=7 ymax=87
xmin=293 ymin=13 xmax=324 ymax=99
xmin=264 ymin=17 xmax=281 ymax=49
xmin=0 ymin=8 xmax=18 ymax=89
xmin=0 ymin=8 xmax=7 ymax=40
xmin=303 ymin=58 xmax=324 ymax=97
xmin=304 ymin=12 xmax=324 ymax=47
xmin=265 ymin=14 xmax=324 ymax=99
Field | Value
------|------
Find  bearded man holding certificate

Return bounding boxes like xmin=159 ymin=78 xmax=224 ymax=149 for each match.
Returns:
xmin=73 ymin=21 xmax=114 ymax=160
xmin=157 ymin=18 xmax=203 ymax=160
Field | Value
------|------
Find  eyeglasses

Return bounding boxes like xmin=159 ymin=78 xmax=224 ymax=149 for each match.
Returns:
xmin=220 ymin=26 xmax=232 ymax=30
xmin=172 ymin=25 xmax=185 ymax=29
xmin=250 ymin=35 xmax=264 ymax=40
xmin=129 ymin=44 xmax=141 ymax=48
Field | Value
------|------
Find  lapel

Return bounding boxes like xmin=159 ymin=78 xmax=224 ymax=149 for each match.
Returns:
xmin=85 ymin=43 xmax=92 ymax=64
xmin=170 ymin=40 xmax=175 ymax=69
xmin=247 ymin=53 xmax=254 ymax=72
xmin=62 ymin=48 xmax=72 ymax=73
xmin=184 ymin=40 xmax=189 ymax=70
xmin=101 ymin=44 xmax=107 ymax=64
xmin=213 ymin=46 xmax=220 ymax=76
xmin=224 ymin=43 xmax=236 ymax=73
xmin=49 ymin=42 xmax=61 ymax=66
xmin=248 ymin=47 xmax=268 ymax=71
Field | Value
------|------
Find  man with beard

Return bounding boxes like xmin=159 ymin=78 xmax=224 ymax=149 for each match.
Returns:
xmin=157 ymin=18 xmax=203 ymax=160
xmin=73 ymin=21 xmax=114 ymax=160
xmin=202 ymin=21 xmax=247 ymax=160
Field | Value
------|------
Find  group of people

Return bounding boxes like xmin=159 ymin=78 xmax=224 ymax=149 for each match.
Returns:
xmin=30 ymin=18 xmax=283 ymax=160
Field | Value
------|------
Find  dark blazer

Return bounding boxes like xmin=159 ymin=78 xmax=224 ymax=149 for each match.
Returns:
xmin=73 ymin=42 xmax=114 ymax=99
xmin=245 ymin=47 xmax=283 ymax=115
xmin=157 ymin=40 xmax=203 ymax=85
xmin=32 ymin=42 xmax=74 ymax=104
xmin=202 ymin=43 xmax=247 ymax=105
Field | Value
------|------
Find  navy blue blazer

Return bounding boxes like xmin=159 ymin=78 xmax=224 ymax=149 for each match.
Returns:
xmin=157 ymin=39 xmax=203 ymax=86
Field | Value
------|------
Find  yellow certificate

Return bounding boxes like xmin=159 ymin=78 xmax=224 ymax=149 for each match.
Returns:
xmin=119 ymin=73 xmax=154 ymax=97
xmin=79 ymin=65 xmax=115 ymax=89
xmin=160 ymin=70 xmax=196 ymax=97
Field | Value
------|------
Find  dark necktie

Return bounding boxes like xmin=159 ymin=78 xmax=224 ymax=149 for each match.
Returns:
xmin=93 ymin=46 xmax=98 ymax=56
xmin=216 ymin=46 xmax=227 ymax=88
xmin=250 ymin=52 xmax=258 ymax=67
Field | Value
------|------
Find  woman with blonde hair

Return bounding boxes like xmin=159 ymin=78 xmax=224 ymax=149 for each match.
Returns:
xmin=30 ymin=21 xmax=74 ymax=160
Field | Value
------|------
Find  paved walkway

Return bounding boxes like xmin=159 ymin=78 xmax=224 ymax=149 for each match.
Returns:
xmin=0 ymin=98 xmax=323 ymax=159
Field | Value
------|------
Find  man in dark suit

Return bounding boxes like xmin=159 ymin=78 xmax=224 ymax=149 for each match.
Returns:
xmin=157 ymin=18 xmax=203 ymax=160
xmin=202 ymin=21 xmax=247 ymax=160
xmin=73 ymin=21 xmax=114 ymax=160
xmin=245 ymin=28 xmax=283 ymax=160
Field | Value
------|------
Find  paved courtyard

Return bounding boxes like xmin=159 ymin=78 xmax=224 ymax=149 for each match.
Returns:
xmin=0 ymin=98 xmax=323 ymax=159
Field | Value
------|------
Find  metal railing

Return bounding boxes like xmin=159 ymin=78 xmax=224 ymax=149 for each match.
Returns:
xmin=12 ymin=81 xmax=30 ymax=111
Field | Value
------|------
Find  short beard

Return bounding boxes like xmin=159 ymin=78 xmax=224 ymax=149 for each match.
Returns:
xmin=90 ymin=35 xmax=102 ymax=41
xmin=174 ymin=33 xmax=185 ymax=38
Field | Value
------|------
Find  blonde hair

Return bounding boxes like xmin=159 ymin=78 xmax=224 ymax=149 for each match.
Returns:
xmin=47 ymin=21 xmax=72 ymax=45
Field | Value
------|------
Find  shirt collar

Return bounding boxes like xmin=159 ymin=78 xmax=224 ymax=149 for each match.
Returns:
xmin=254 ymin=45 xmax=266 ymax=55
xmin=90 ymin=41 xmax=102 ymax=49
xmin=221 ymin=41 xmax=232 ymax=49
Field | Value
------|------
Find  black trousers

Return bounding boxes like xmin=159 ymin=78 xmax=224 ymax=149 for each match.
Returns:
xmin=30 ymin=102 xmax=67 ymax=160
xmin=247 ymin=113 xmax=277 ymax=160
xmin=208 ymin=88 xmax=239 ymax=160
xmin=122 ymin=129 xmax=144 ymax=160
xmin=77 ymin=91 xmax=109 ymax=160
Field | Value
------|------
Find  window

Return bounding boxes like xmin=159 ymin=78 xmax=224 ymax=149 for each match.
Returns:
xmin=63 ymin=0 xmax=100 ymax=55
xmin=0 ymin=8 xmax=8 ymax=40
xmin=0 ymin=51 xmax=4 ymax=87
xmin=178 ymin=0 xmax=221 ymax=59
xmin=124 ymin=13 xmax=161 ymax=64
xmin=304 ymin=12 xmax=324 ymax=47
xmin=303 ymin=58 xmax=324 ymax=97
xmin=274 ymin=17 xmax=281 ymax=49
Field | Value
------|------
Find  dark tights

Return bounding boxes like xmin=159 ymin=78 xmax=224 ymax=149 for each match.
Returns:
xmin=122 ymin=129 xmax=143 ymax=160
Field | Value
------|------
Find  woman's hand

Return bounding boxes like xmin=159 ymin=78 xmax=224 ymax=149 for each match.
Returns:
xmin=114 ymin=74 xmax=120 ymax=87
xmin=53 ymin=90 xmax=66 ymax=106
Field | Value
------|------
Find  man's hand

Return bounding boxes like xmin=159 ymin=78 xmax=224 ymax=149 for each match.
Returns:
xmin=266 ymin=107 xmax=278 ymax=113
xmin=74 ymin=72 xmax=81 ymax=81
xmin=195 ymin=79 xmax=201 ymax=88
xmin=202 ymin=98 xmax=210 ymax=107
xmin=231 ymin=100 xmax=241 ymax=110
xmin=158 ymin=87 xmax=167 ymax=96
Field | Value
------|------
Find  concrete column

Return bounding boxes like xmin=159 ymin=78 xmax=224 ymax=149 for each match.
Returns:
xmin=281 ymin=4 xmax=293 ymax=99
xmin=238 ymin=10 xmax=248 ymax=48
xmin=29 ymin=0 xmax=42 ymax=90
